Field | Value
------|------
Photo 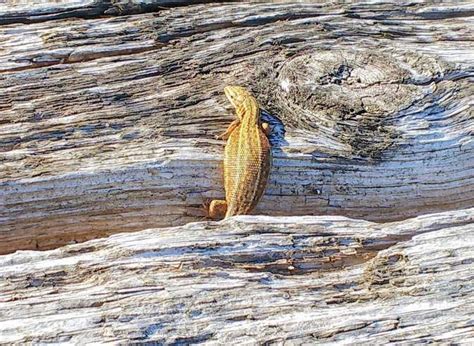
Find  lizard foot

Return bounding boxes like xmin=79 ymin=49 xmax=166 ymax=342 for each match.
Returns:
xmin=204 ymin=199 xmax=227 ymax=220
xmin=261 ymin=122 xmax=271 ymax=136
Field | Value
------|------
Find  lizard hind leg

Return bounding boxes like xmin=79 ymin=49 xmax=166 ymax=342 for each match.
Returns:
xmin=206 ymin=199 xmax=228 ymax=220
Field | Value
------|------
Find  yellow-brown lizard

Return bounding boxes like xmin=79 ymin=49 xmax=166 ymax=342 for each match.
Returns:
xmin=207 ymin=86 xmax=272 ymax=219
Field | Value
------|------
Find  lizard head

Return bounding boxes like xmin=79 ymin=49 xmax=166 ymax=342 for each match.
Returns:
xmin=225 ymin=85 xmax=251 ymax=108
xmin=224 ymin=86 xmax=257 ymax=120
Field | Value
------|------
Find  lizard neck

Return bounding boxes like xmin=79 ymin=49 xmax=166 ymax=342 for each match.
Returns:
xmin=237 ymin=96 xmax=260 ymax=125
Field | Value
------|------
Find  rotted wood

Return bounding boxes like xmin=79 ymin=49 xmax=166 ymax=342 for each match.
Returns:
xmin=1 ymin=2 xmax=473 ymax=254
xmin=0 ymin=208 xmax=472 ymax=343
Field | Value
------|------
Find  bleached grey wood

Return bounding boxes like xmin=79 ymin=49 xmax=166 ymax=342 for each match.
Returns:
xmin=0 ymin=0 xmax=213 ymax=24
xmin=0 ymin=208 xmax=472 ymax=344
xmin=0 ymin=2 xmax=473 ymax=254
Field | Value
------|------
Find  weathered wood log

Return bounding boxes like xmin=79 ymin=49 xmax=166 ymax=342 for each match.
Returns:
xmin=0 ymin=208 xmax=472 ymax=343
xmin=0 ymin=0 xmax=216 ymax=25
xmin=0 ymin=2 xmax=473 ymax=254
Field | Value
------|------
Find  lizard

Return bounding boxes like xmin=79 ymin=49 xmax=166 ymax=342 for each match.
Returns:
xmin=207 ymin=86 xmax=272 ymax=219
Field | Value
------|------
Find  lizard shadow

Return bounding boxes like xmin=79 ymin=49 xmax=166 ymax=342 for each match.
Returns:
xmin=257 ymin=109 xmax=289 ymax=216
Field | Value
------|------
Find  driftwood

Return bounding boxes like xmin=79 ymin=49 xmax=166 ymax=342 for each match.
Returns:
xmin=0 ymin=1 xmax=473 ymax=344
xmin=0 ymin=208 xmax=473 ymax=343
xmin=1 ymin=1 xmax=473 ymax=254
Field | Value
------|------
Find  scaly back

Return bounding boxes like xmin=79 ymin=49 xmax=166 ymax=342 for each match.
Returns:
xmin=223 ymin=86 xmax=271 ymax=217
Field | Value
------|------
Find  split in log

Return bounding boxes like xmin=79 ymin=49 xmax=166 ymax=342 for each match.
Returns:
xmin=0 ymin=208 xmax=473 ymax=343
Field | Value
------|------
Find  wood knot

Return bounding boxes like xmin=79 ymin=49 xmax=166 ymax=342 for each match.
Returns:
xmin=249 ymin=49 xmax=453 ymax=159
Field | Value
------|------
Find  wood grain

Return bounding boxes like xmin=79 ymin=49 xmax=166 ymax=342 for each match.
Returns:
xmin=0 ymin=208 xmax=472 ymax=343
xmin=0 ymin=2 xmax=473 ymax=253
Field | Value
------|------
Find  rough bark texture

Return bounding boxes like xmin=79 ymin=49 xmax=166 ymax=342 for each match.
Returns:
xmin=0 ymin=208 xmax=473 ymax=344
xmin=0 ymin=1 xmax=472 ymax=254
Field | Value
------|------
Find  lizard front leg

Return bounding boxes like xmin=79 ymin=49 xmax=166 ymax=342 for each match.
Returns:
xmin=261 ymin=122 xmax=271 ymax=136
xmin=206 ymin=199 xmax=228 ymax=219
xmin=216 ymin=119 xmax=240 ymax=140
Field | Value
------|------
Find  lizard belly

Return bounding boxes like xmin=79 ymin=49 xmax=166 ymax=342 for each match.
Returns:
xmin=223 ymin=125 xmax=271 ymax=217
